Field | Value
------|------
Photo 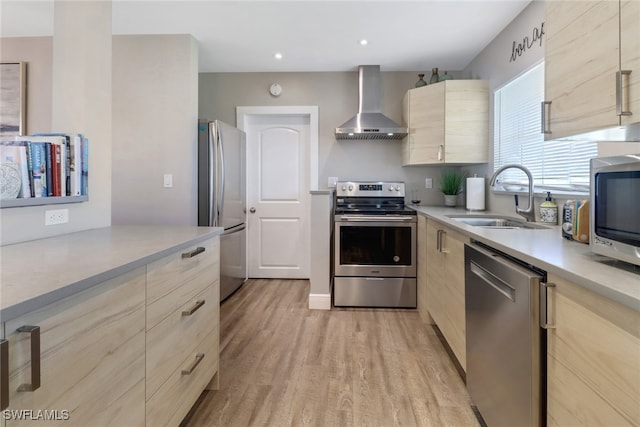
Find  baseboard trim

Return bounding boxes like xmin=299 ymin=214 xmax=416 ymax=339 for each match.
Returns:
xmin=308 ymin=293 xmax=331 ymax=310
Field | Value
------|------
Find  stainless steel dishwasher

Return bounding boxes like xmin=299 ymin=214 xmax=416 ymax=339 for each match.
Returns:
xmin=465 ymin=242 xmax=547 ymax=427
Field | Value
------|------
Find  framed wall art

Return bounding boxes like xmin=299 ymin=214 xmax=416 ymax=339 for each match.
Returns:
xmin=0 ymin=62 xmax=27 ymax=136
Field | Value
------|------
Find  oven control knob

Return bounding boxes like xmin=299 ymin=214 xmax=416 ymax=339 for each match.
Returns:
xmin=388 ymin=186 xmax=393 ymax=191
xmin=395 ymin=185 xmax=400 ymax=191
xmin=341 ymin=185 xmax=346 ymax=191
xmin=348 ymin=185 xmax=354 ymax=191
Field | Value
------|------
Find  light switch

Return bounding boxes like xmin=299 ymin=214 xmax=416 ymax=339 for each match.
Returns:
xmin=163 ymin=174 xmax=173 ymax=188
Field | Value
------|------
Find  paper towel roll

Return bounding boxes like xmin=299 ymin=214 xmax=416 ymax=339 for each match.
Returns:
xmin=466 ymin=177 xmax=485 ymax=211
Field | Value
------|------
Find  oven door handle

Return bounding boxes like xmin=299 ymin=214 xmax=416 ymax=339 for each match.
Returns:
xmin=338 ymin=215 xmax=415 ymax=222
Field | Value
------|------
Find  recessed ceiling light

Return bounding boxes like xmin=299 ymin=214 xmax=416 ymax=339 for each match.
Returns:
xmin=274 ymin=52 xmax=283 ymax=60
xmin=360 ymin=39 xmax=368 ymax=46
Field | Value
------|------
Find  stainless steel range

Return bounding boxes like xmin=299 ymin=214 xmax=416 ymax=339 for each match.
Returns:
xmin=333 ymin=181 xmax=417 ymax=308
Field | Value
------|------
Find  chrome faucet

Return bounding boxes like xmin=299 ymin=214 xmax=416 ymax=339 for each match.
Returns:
xmin=489 ymin=164 xmax=536 ymax=222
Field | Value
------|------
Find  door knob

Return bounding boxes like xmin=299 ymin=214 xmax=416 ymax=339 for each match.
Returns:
xmin=249 ymin=207 xmax=256 ymax=213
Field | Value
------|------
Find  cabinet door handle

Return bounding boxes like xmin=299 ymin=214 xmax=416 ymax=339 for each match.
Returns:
xmin=1 ymin=339 xmax=8 ymax=410
xmin=181 ymin=353 xmax=205 ymax=375
xmin=182 ymin=247 xmax=205 ymax=259
xmin=616 ymin=70 xmax=632 ymax=116
xmin=540 ymin=282 xmax=556 ymax=329
xmin=437 ymin=145 xmax=444 ymax=162
xmin=16 ymin=326 xmax=41 ymax=392
xmin=182 ymin=300 xmax=205 ymax=316
xmin=436 ymin=229 xmax=447 ymax=253
xmin=541 ymin=101 xmax=552 ymax=134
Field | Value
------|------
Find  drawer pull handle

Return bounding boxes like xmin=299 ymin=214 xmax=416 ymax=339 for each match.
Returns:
xmin=16 ymin=326 xmax=41 ymax=392
xmin=182 ymin=247 xmax=205 ymax=259
xmin=181 ymin=353 xmax=205 ymax=375
xmin=1 ymin=339 xmax=8 ymax=410
xmin=182 ymin=300 xmax=206 ymax=316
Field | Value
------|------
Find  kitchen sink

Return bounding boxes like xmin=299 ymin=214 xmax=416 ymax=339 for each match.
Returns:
xmin=446 ymin=215 xmax=550 ymax=230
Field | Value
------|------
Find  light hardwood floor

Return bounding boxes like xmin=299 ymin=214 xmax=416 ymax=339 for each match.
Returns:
xmin=182 ymin=279 xmax=480 ymax=427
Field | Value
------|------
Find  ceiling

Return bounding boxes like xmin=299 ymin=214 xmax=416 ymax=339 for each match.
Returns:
xmin=1 ymin=0 xmax=531 ymax=73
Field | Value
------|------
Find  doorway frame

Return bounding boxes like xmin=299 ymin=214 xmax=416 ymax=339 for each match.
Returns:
xmin=237 ymin=106 xmax=322 ymax=305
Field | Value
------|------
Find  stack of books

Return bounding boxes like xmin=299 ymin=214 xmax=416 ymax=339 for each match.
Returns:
xmin=0 ymin=133 xmax=88 ymax=200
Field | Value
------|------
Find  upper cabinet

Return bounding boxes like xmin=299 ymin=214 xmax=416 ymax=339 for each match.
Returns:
xmin=543 ymin=0 xmax=640 ymax=140
xmin=402 ymin=80 xmax=489 ymax=165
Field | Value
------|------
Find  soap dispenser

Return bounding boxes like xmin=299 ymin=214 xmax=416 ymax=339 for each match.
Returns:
xmin=540 ymin=191 xmax=558 ymax=224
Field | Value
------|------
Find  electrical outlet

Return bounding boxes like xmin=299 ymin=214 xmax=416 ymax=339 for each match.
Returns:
xmin=45 ymin=209 xmax=69 ymax=226
xmin=425 ymin=178 xmax=433 ymax=189
xmin=328 ymin=176 xmax=338 ymax=187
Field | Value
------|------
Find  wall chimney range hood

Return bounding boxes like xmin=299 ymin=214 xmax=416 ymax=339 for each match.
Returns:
xmin=335 ymin=65 xmax=408 ymax=140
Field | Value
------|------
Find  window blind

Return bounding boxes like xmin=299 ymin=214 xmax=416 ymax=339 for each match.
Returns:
xmin=493 ymin=62 xmax=596 ymax=191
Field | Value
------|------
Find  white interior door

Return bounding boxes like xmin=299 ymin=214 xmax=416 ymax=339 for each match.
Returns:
xmin=244 ymin=113 xmax=311 ymax=278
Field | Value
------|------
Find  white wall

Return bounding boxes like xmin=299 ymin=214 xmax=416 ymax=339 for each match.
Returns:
xmin=111 ymin=35 xmax=199 ymax=226
xmin=462 ymin=0 xmax=545 ymax=214
xmin=0 ymin=0 xmax=112 ymax=245
xmin=198 ymin=71 xmax=460 ymax=207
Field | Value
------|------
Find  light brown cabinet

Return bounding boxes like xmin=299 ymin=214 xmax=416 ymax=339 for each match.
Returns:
xmin=2 ymin=267 xmax=147 ymax=427
xmin=402 ymin=80 xmax=489 ymax=165
xmin=425 ymin=219 xmax=468 ymax=370
xmin=0 ymin=235 xmax=220 ymax=427
xmin=544 ymin=0 xmax=640 ymax=140
xmin=145 ymin=238 xmax=220 ymax=427
xmin=546 ymin=273 xmax=640 ymax=426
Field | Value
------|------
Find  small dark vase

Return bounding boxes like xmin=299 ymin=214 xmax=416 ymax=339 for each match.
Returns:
xmin=429 ymin=68 xmax=440 ymax=84
xmin=415 ymin=74 xmax=427 ymax=87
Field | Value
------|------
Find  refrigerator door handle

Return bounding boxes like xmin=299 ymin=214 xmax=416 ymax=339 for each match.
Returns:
xmin=208 ymin=123 xmax=217 ymax=226
xmin=218 ymin=126 xmax=225 ymax=227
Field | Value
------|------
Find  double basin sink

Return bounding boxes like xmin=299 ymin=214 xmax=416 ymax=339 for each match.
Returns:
xmin=446 ymin=214 xmax=550 ymax=230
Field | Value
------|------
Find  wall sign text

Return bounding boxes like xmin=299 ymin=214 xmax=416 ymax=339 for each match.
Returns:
xmin=510 ymin=22 xmax=545 ymax=63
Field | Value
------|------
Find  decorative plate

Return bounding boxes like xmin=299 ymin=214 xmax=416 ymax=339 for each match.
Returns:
xmin=0 ymin=162 xmax=22 ymax=199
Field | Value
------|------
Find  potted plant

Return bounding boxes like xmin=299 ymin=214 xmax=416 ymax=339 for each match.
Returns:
xmin=440 ymin=169 xmax=466 ymax=206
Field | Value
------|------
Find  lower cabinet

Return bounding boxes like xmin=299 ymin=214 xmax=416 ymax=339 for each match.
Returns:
xmin=425 ymin=219 xmax=468 ymax=371
xmin=3 ymin=267 xmax=147 ymax=427
xmin=145 ymin=237 xmax=220 ymax=426
xmin=546 ymin=274 xmax=640 ymax=427
xmin=0 ymin=235 xmax=220 ymax=427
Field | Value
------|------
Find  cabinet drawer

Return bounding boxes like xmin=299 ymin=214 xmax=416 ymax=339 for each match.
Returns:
xmin=146 ymin=327 xmax=219 ymax=427
xmin=146 ymin=238 xmax=220 ymax=329
xmin=5 ymin=267 xmax=146 ymax=427
xmin=146 ymin=281 xmax=219 ymax=399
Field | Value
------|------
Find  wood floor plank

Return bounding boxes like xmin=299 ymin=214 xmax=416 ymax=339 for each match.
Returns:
xmin=182 ymin=279 xmax=479 ymax=427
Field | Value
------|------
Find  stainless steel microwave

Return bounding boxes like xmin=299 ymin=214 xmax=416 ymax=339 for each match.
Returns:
xmin=590 ymin=154 xmax=640 ymax=266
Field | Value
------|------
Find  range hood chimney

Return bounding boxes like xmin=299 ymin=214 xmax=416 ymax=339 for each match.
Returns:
xmin=335 ymin=65 xmax=408 ymax=140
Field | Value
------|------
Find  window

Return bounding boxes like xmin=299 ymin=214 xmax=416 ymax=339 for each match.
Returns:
xmin=493 ymin=62 xmax=596 ymax=193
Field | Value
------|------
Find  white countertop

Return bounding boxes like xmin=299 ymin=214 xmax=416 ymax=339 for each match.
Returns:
xmin=0 ymin=225 xmax=224 ymax=322
xmin=412 ymin=206 xmax=640 ymax=312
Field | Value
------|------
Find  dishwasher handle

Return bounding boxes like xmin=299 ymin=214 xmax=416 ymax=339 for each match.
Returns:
xmin=469 ymin=260 xmax=516 ymax=301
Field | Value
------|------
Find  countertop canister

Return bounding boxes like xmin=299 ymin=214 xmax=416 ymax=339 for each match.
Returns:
xmin=466 ymin=176 xmax=485 ymax=211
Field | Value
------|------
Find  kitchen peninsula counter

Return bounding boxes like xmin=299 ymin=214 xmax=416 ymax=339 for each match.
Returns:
xmin=0 ymin=225 xmax=224 ymax=322
xmin=412 ymin=206 xmax=640 ymax=312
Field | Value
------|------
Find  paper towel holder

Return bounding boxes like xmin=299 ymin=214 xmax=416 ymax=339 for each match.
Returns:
xmin=466 ymin=175 xmax=486 ymax=211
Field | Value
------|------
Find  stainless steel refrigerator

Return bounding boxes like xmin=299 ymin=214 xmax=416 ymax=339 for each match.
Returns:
xmin=198 ymin=119 xmax=247 ymax=301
